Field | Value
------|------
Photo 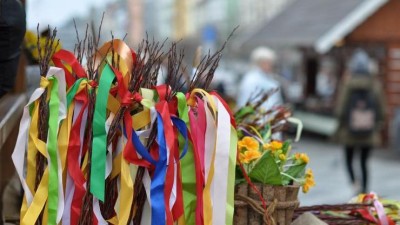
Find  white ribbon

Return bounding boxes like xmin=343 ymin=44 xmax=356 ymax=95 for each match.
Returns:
xmin=93 ymin=197 xmax=108 ymax=225
xmin=105 ymin=113 xmax=114 ymax=177
xmin=12 ymin=67 xmax=67 ymax=223
xmin=62 ymin=100 xmax=88 ymax=225
xmin=12 ymin=87 xmax=43 ymax=206
xmin=211 ymin=96 xmax=232 ymax=225
xmin=141 ymin=170 xmax=152 ymax=225
xmin=287 ymin=117 xmax=303 ymax=142
xmin=204 ymin=100 xmax=216 ymax=183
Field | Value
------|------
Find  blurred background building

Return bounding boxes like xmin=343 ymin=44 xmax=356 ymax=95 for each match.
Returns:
xmin=20 ymin=0 xmax=400 ymax=165
xmin=11 ymin=0 xmax=400 ymax=161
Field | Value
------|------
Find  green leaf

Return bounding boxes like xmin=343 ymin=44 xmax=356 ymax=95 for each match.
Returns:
xmin=282 ymin=164 xmax=306 ymax=185
xmin=249 ymin=152 xmax=282 ymax=185
xmin=235 ymin=106 xmax=255 ymax=121
xmin=261 ymin=124 xmax=271 ymax=140
xmin=282 ymin=140 xmax=291 ymax=155
xmin=236 ymin=165 xmax=244 ymax=179
xmin=235 ymin=178 xmax=246 ymax=185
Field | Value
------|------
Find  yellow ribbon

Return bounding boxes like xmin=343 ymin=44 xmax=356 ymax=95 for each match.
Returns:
xmin=22 ymin=81 xmax=59 ymax=225
xmin=40 ymin=77 xmax=50 ymax=88
xmin=21 ymin=169 xmax=49 ymax=225
xmin=118 ymin=157 xmax=134 ymax=225
xmin=117 ymin=89 xmax=154 ymax=224
xmin=58 ymin=102 xmax=74 ymax=188
xmin=21 ymin=102 xmax=40 ymax=220
xmin=95 ymin=40 xmax=133 ymax=87
xmin=189 ymin=88 xmax=217 ymax=116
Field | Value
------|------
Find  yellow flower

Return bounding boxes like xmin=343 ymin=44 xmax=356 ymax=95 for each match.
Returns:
xmin=262 ymin=143 xmax=271 ymax=151
xmin=238 ymin=136 xmax=259 ymax=152
xmin=239 ymin=153 xmax=245 ymax=164
xmin=270 ymin=140 xmax=283 ymax=151
xmin=306 ymin=168 xmax=313 ymax=178
xmin=302 ymin=169 xmax=316 ymax=193
xmin=300 ymin=153 xmax=309 ymax=164
xmin=240 ymin=150 xmax=261 ymax=164
xmin=24 ymin=31 xmax=37 ymax=44
xmin=305 ymin=178 xmax=315 ymax=187
xmin=295 ymin=153 xmax=310 ymax=164
xmin=302 ymin=178 xmax=315 ymax=193
xmin=278 ymin=153 xmax=286 ymax=161
xmin=302 ymin=184 xmax=310 ymax=193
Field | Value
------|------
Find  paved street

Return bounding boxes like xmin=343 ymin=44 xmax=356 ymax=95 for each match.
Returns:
xmin=294 ymin=136 xmax=400 ymax=206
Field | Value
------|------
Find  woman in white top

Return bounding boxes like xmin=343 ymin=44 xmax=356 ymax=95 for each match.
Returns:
xmin=237 ymin=46 xmax=283 ymax=111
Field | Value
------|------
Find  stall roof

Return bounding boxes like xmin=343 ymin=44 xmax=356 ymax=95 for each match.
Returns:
xmin=240 ymin=0 xmax=388 ymax=53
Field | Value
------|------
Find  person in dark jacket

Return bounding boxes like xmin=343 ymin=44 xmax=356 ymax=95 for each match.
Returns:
xmin=335 ymin=49 xmax=386 ymax=194
xmin=0 ymin=0 xmax=26 ymax=98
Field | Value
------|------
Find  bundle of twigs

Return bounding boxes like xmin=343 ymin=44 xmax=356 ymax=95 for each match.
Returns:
xmin=30 ymin=20 xmax=236 ymax=224
xmin=131 ymin=41 xmax=186 ymax=224
xmin=293 ymin=203 xmax=378 ymax=225
xmin=78 ymin=15 xmax=106 ymax=225
xmin=130 ymin=31 xmax=233 ymax=223
xmin=35 ymin=25 xmax=59 ymax=225
xmin=99 ymin=36 xmax=125 ymax=220
xmin=235 ymin=89 xmax=292 ymax=139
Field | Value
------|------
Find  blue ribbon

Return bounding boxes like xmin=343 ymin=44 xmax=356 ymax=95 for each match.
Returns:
xmin=171 ymin=116 xmax=188 ymax=159
xmin=123 ymin=126 xmax=157 ymax=165
xmin=150 ymin=113 xmax=168 ymax=225
xmin=122 ymin=114 xmax=188 ymax=225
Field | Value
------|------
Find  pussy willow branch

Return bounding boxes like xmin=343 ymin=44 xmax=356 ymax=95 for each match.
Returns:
xmin=79 ymin=17 xmax=108 ymax=225
xmin=73 ymin=20 xmax=89 ymax=65
xmin=35 ymin=25 xmax=59 ymax=225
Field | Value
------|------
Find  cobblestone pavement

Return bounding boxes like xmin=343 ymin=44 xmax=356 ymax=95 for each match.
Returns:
xmin=294 ymin=136 xmax=400 ymax=206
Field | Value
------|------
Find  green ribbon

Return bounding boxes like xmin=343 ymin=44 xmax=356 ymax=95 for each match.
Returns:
xmin=176 ymin=92 xmax=197 ymax=224
xmin=66 ymin=78 xmax=86 ymax=108
xmin=225 ymin=126 xmax=238 ymax=225
xmin=90 ymin=64 xmax=115 ymax=201
xmin=47 ymin=77 xmax=60 ymax=225
xmin=140 ymin=88 xmax=156 ymax=108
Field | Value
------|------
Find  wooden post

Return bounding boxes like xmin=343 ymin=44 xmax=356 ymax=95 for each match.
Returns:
xmin=384 ymin=42 xmax=400 ymax=145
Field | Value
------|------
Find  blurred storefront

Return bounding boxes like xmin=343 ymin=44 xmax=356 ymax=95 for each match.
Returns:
xmin=238 ymin=0 xmax=400 ymax=145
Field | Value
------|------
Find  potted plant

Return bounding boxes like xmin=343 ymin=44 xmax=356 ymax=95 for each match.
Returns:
xmin=234 ymin=92 xmax=315 ymax=225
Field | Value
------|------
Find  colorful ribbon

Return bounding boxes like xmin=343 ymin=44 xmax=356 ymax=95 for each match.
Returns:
xmin=13 ymin=41 xmax=239 ymax=225
xmin=90 ymin=64 xmax=115 ymax=202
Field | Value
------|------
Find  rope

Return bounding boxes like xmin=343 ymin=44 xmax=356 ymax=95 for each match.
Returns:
xmin=235 ymin=194 xmax=300 ymax=225
xmin=235 ymin=194 xmax=277 ymax=225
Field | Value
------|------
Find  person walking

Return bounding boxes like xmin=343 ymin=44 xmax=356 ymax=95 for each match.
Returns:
xmin=335 ymin=49 xmax=386 ymax=194
xmin=237 ymin=47 xmax=283 ymax=110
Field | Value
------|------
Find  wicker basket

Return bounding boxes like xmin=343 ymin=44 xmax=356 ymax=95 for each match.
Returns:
xmin=234 ymin=183 xmax=300 ymax=225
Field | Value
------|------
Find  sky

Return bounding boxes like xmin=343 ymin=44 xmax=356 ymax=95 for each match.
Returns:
xmin=26 ymin=0 xmax=115 ymax=30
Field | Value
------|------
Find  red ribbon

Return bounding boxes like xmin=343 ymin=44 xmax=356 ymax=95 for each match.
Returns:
xmin=171 ymin=124 xmax=184 ymax=220
xmin=52 ymin=49 xmax=87 ymax=88
xmin=89 ymin=80 xmax=98 ymax=88
xmin=154 ymin=85 xmax=185 ymax=223
xmin=67 ymin=87 xmax=89 ymax=224
xmin=155 ymin=101 xmax=175 ymax=225
xmin=237 ymin=155 xmax=267 ymax=209
xmin=353 ymin=194 xmax=395 ymax=225
xmin=155 ymin=85 xmax=180 ymax=225
xmin=111 ymin=66 xmax=150 ymax=168
xmin=121 ymin=92 xmax=143 ymax=106
xmin=185 ymin=99 xmax=205 ymax=225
